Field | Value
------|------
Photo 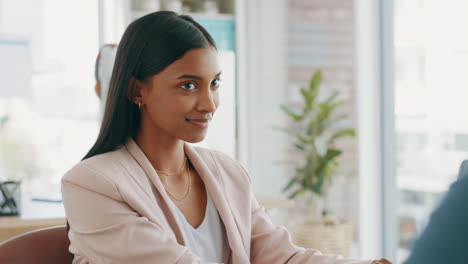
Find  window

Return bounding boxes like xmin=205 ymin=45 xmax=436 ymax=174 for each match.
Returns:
xmin=0 ymin=0 xmax=99 ymax=198
xmin=394 ymin=0 xmax=468 ymax=262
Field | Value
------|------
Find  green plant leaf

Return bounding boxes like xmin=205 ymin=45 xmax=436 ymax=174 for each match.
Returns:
xmin=329 ymin=100 xmax=349 ymax=111
xmin=321 ymin=119 xmax=343 ymax=129
xmin=324 ymin=148 xmax=342 ymax=164
xmin=288 ymin=189 xmax=301 ymax=199
xmin=295 ymin=167 xmax=305 ymax=173
xmin=282 ymin=177 xmax=298 ymax=193
xmin=328 ymin=129 xmax=356 ymax=144
xmin=306 ymin=119 xmax=319 ymax=137
xmin=300 ymin=87 xmax=313 ymax=110
xmin=294 ymin=143 xmax=307 ymax=152
xmin=321 ymin=114 xmax=350 ymax=128
xmin=314 ymin=149 xmax=341 ymax=178
xmin=309 ymin=70 xmax=322 ymax=101
xmin=296 ymin=134 xmax=314 ymax=144
xmin=312 ymin=173 xmax=325 ymax=194
xmin=314 ymin=104 xmax=333 ymax=133
xmin=324 ymin=160 xmax=338 ymax=184
xmin=320 ymin=93 xmax=349 ymax=114
xmin=332 ymin=114 xmax=350 ymax=121
xmin=324 ymin=91 xmax=339 ymax=105
xmin=280 ymin=105 xmax=302 ymax=121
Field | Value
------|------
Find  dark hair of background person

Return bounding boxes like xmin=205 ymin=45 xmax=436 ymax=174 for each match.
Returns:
xmin=83 ymin=11 xmax=217 ymax=160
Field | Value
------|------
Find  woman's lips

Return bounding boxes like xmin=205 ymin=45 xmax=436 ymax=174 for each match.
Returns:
xmin=186 ymin=118 xmax=210 ymax=128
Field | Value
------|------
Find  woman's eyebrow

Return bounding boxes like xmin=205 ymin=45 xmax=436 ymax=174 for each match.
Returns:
xmin=177 ymin=74 xmax=202 ymax=80
xmin=176 ymin=71 xmax=222 ymax=80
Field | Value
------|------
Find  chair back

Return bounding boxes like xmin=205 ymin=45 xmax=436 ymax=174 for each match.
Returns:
xmin=0 ymin=225 xmax=74 ymax=264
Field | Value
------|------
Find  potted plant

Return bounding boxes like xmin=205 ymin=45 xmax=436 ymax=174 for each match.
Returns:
xmin=279 ymin=70 xmax=356 ymax=255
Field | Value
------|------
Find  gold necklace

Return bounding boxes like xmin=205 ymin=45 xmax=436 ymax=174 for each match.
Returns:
xmin=155 ymin=157 xmax=187 ymax=177
xmin=164 ymin=160 xmax=191 ymax=202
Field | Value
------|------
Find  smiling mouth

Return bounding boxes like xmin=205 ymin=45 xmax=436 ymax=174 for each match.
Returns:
xmin=186 ymin=118 xmax=210 ymax=128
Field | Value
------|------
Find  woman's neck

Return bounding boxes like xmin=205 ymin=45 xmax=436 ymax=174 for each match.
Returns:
xmin=134 ymin=127 xmax=186 ymax=177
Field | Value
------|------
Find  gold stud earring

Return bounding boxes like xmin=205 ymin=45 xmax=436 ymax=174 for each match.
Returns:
xmin=137 ymin=102 xmax=141 ymax=109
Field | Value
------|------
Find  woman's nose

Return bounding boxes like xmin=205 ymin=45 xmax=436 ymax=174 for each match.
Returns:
xmin=197 ymin=89 xmax=218 ymax=113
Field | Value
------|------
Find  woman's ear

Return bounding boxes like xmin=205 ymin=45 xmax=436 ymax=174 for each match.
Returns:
xmin=127 ymin=77 xmax=146 ymax=104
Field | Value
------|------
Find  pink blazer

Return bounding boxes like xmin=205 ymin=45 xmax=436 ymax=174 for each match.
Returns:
xmin=62 ymin=138 xmax=373 ymax=264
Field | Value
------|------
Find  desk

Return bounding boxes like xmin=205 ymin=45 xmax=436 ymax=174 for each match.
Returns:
xmin=0 ymin=195 xmax=66 ymax=243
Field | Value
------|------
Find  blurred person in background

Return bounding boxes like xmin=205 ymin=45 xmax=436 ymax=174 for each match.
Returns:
xmin=404 ymin=160 xmax=468 ymax=264
xmin=94 ymin=44 xmax=117 ymax=119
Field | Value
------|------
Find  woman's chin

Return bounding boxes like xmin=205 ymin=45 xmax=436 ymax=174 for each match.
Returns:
xmin=182 ymin=133 xmax=207 ymax=144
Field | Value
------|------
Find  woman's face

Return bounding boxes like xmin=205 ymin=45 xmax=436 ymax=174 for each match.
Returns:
xmin=138 ymin=46 xmax=221 ymax=143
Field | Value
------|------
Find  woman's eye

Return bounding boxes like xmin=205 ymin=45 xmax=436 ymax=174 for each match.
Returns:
xmin=180 ymin=82 xmax=197 ymax=91
xmin=211 ymin=78 xmax=221 ymax=88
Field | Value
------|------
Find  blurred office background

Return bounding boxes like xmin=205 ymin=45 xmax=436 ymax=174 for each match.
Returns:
xmin=1 ymin=0 xmax=468 ymax=263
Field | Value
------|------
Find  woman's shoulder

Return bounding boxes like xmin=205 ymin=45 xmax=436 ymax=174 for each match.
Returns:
xmin=193 ymin=146 xmax=233 ymax=160
xmin=62 ymin=146 xmax=129 ymax=187
xmin=192 ymin=146 xmax=252 ymax=183
xmin=192 ymin=146 xmax=239 ymax=166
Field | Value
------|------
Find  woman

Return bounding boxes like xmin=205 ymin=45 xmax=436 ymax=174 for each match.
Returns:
xmin=62 ymin=11 xmax=390 ymax=264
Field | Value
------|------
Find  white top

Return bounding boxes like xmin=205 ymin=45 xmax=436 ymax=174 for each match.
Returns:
xmin=170 ymin=192 xmax=229 ymax=264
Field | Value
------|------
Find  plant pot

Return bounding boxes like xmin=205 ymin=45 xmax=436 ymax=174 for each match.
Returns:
xmin=0 ymin=181 xmax=21 ymax=216
xmin=289 ymin=219 xmax=353 ymax=256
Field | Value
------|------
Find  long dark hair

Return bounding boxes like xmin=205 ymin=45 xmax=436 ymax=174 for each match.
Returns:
xmin=83 ymin=11 xmax=216 ymax=160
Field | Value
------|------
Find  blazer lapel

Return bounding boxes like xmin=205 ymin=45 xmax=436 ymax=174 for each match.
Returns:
xmin=117 ymin=145 xmax=156 ymax=205
xmin=184 ymin=143 xmax=248 ymax=263
xmin=124 ymin=138 xmax=188 ymax=246
xmin=124 ymin=139 xmax=247 ymax=262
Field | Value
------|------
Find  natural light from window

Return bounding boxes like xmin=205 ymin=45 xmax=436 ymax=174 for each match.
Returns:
xmin=0 ymin=0 xmax=99 ymax=200
xmin=395 ymin=0 xmax=468 ymax=262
